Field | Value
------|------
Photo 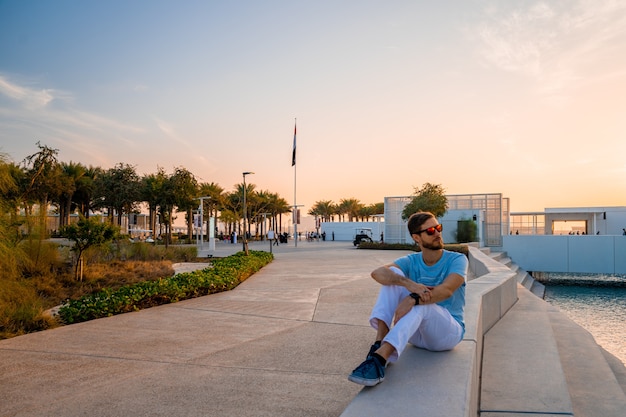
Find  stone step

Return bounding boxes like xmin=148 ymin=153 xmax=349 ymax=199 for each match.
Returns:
xmin=530 ymin=279 xmax=546 ymax=298
xmin=498 ymin=256 xmax=512 ymax=267
xmin=480 ymin=288 xmax=574 ymax=416
xmin=489 ymin=251 xmax=508 ymax=262
xmin=549 ymin=309 xmax=626 ymax=417
xmin=516 ymin=270 xmax=531 ymax=286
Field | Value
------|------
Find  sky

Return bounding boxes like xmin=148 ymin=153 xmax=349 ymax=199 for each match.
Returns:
xmin=1 ymin=0 xmax=626 ymax=216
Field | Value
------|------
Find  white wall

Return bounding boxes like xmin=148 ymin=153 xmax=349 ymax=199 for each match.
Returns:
xmin=320 ymin=222 xmax=384 ymax=242
xmin=502 ymin=235 xmax=626 ymax=274
xmin=386 ymin=210 xmax=483 ymax=245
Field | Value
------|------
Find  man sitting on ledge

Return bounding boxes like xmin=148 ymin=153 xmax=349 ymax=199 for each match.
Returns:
xmin=348 ymin=211 xmax=468 ymax=386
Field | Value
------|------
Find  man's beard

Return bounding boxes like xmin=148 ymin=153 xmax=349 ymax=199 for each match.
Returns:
xmin=421 ymin=238 xmax=444 ymax=250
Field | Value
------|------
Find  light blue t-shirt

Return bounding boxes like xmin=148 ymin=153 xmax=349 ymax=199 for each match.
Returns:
xmin=394 ymin=250 xmax=468 ymax=332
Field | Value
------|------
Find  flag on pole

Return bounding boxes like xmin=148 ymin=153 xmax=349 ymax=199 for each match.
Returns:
xmin=291 ymin=120 xmax=297 ymax=166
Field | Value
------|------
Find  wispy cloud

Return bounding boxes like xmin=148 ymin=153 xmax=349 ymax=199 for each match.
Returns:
xmin=0 ymin=75 xmax=56 ymax=109
xmin=474 ymin=1 xmax=626 ymax=96
xmin=0 ymin=74 xmax=146 ymax=166
xmin=0 ymin=74 xmax=143 ymax=134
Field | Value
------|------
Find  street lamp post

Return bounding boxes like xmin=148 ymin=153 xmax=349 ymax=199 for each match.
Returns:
xmin=260 ymin=212 xmax=271 ymax=252
xmin=242 ymin=171 xmax=254 ymax=255
xmin=196 ymin=196 xmax=211 ymax=250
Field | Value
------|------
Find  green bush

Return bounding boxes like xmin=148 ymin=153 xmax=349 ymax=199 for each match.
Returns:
xmin=58 ymin=250 xmax=273 ymax=324
xmin=455 ymin=219 xmax=478 ymax=243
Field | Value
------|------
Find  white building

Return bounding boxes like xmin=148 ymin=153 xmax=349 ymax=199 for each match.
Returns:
xmin=383 ymin=193 xmax=510 ymax=247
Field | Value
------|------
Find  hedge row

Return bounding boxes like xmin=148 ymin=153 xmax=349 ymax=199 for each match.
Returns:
xmin=58 ymin=250 xmax=274 ymax=324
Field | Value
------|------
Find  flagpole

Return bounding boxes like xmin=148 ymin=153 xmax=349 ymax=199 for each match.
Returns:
xmin=293 ymin=118 xmax=298 ymax=247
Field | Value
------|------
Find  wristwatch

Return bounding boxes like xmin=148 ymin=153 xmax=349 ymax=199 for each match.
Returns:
xmin=409 ymin=292 xmax=421 ymax=305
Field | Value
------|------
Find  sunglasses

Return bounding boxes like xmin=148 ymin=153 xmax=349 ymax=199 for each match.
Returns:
xmin=414 ymin=224 xmax=443 ymax=236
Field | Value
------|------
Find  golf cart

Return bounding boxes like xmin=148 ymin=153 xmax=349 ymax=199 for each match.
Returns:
xmin=353 ymin=228 xmax=373 ymax=246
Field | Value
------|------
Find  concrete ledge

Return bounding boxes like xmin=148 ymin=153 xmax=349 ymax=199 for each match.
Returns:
xmin=481 ymin=287 xmax=574 ymax=415
xmin=341 ymin=247 xmax=517 ymax=417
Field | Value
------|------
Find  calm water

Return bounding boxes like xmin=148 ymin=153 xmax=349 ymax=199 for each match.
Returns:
xmin=544 ymin=284 xmax=626 ymax=366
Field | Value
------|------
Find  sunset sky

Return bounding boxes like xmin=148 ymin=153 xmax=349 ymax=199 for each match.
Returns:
xmin=1 ymin=1 xmax=626 ymax=216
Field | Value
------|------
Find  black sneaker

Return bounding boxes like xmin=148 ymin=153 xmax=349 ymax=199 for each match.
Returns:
xmin=348 ymin=356 xmax=385 ymax=386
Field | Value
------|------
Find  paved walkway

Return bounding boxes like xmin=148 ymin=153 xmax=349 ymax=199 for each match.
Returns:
xmin=0 ymin=240 xmax=407 ymax=417
xmin=2 ymin=240 xmax=625 ymax=416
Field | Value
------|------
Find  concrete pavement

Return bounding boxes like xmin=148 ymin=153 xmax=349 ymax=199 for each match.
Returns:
xmin=0 ymin=240 xmax=409 ymax=417
xmin=1 ymin=240 xmax=625 ymax=416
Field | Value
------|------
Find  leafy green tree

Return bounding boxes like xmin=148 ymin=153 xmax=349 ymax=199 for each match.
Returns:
xmin=21 ymin=142 xmax=62 ymax=237
xmin=402 ymin=182 xmax=448 ymax=220
xmin=98 ymin=163 xmax=141 ymax=226
xmin=61 ymin=216 xmax=120 ymax=280
xmin=170 ymin=167 xmax=199 ymax=242
xmin=0 ymin=154 xmax=21 ymax=280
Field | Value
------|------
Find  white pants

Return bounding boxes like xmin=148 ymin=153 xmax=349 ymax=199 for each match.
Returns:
xmin=369 ymin=276 xmax=463 ymax=363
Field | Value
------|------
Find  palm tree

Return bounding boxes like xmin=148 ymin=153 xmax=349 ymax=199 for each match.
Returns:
xmin=309 ymin=200 xmax=335 ymax=222
xmin=140 ymin=168 xmax=168 ymax=237
xmin=237 ymin=182 xmax=257 ymax=240
xmin=372 ymin=202 xmax=385 ymax=216
xmin=251 ymin=190 xmax=271 ymax=238
xmin=357 ymin=205 xmax=375 ymax=222
xmin=74 ymin=165 xmax=102 ymax=218
xmin=56 ymin=161 xmax=87 ymax=229
xmin=198 ymin=182 xmax=225 ymax=225
xmin=265 ymin=192 xmax=290 ymax=233
xmin=338 ymin=198 xmax=363 ymax=222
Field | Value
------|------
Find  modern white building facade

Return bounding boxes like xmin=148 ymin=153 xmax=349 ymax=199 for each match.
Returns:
xmin=384 ymin=193 xmax=510 ymax=247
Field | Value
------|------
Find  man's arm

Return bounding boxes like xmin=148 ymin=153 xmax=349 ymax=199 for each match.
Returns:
xmin=389 ymin=271 xmax=464 ymax=324
xmin=371 ymin=264 xmax=431 ymax=296
xmin=422 ymin=273 xmax=464 ymax=304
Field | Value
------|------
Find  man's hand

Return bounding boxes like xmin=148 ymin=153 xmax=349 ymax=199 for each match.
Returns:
xmin=394 ymin=295 xmax=416 ymax=324
xmin=405 ymin=282 xmax=432 ymax=302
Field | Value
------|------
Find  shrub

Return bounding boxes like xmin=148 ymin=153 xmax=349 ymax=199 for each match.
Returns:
xmin=0 ymin=278 xmax=57 ymax=339
xmin=455 ymin=219 xmax=478 ymax=243
xmin=58 ymin=250 xmax=273 ymax=324
xmin=86 ymin=240 xmax=198 ymax=263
